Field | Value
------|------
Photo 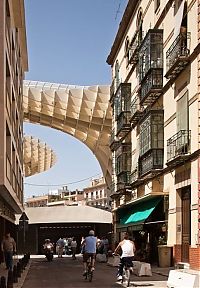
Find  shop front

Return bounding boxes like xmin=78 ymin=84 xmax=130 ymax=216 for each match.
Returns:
xmin=116 ymin=196 xmax=168 ymax=265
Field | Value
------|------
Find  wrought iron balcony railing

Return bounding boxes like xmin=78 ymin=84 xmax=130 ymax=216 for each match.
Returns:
xmin=116 ymin=111 xmax=131 ymax=136
xmin=116 ymin=172 xmax=131 ymax=192
xmin=109 ymin=129 xmax=120 ymax=151
xmin=128 ymin=32 xmax=139 ymax=66
xmin=110 ymin=78 xmax=121 ymax=102
xmin=130 ymin=96 xmax=144 ymax=127
xmin=139 ymin=29 xmax=163 ymax=83
xmin=140 ymin=69 xmax=163 ymax=105
xmin=110 ymin=181 xmax=116 ymax=196
xmin=130 ymin=167 xmax=139 ymax=184
xmin=139 ymin=149 xmax=163 ymax=177
xmin=165 ymin=32 xmax=190 ymax=79
xmin=167 ymin=130 xmax=191 ymax=163
xmin=115 ymin=151 xmax=131 ymax=176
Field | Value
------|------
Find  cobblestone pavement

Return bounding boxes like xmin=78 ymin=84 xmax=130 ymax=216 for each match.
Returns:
xmin=21 ymin=255 xmax=168 ymax=288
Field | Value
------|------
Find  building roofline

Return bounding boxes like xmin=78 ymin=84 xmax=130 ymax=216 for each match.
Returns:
xmin=106 ymin=0 xmax=138 ymax=66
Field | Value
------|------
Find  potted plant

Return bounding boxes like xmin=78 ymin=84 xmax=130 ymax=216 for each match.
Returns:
xmin=158 ymin=235 xmax=167 ymax=245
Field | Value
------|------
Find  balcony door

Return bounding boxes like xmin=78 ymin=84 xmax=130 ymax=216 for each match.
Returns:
xmin=181 ymin=186 xmax=191 ymax=263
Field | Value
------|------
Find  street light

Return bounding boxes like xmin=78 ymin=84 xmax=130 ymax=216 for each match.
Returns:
xmin=19 ymin=212 xmax=29 ymax=253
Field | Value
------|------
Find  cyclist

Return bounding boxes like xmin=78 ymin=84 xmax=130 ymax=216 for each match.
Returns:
xmin=82 ymin=230 xmax=97 ymax=276
xmin=113 ymin=232 xmax=136 ymax=281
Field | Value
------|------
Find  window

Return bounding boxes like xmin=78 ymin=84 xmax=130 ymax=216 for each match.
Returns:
xmin=174 ymin=0 xmax=184 ymax=15
xmin=125 ymin=37 xmax=130 ymax=66
xmin=115 ymin=60 xmax=120 ymax=87
xmin=140 ymin=112 xmax=164 ymax=156
xmin=137 ymin=9 xmax=143 ymax=45
xmin=155 ymin=0 xmax=160 ymax=12
xmin=176 ymin=91 xmax=188 ymax=131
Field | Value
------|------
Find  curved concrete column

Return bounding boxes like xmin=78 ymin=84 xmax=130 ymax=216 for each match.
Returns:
xmin=23 ymin=81 xmax=112 ymax=185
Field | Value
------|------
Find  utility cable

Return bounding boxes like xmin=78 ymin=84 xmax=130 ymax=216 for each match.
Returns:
xmin=24 ymin=172 xmax=102 ymax=187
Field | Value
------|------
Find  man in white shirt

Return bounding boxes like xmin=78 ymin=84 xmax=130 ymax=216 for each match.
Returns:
xmin=113 ymin=232 xmax=136 ymax=281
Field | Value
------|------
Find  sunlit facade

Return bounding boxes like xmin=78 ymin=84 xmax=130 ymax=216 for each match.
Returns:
xmin=0 ymin=0 xmax=28 ymax=236
xmin=107 ymin=0 xmax=200 ymax=269
xmin=83 ymin=177 xmax=111 ymax=210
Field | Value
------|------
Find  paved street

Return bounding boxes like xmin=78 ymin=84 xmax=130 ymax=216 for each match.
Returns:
xmin=21 ymin=255 xmax=168 ymax=288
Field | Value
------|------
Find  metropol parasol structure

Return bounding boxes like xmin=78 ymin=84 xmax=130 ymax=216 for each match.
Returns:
xmin=23 ymin=80 xmax=112 ymax=187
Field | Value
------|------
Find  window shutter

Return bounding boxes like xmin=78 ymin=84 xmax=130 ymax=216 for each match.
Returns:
xmin=177 ymin=91 xmax=188 ymax=131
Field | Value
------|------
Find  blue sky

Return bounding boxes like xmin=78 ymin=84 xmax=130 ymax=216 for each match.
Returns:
xmin=24 ymin=0 xmax=128 ymax=198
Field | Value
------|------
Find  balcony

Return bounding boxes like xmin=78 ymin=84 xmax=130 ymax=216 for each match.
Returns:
xmin=116 ymin=111 xmax=131 ymax=136
xmin=165 ymin=33 xmax=190 ymax=79
xmin=116 ymin=172 xmax=131 ymax=193
xmin=139 ymin=29 xmax=163 ymax=83
xmin=130 ymin=167 xmax=144 ymax=187
xmin=140 ymin=69 xmax=163 ymax=105
xmin=140 ymin=109 xmax=164 ymax=157
xmin=115 ymin=145 xmax=131 ymax=176
xmin=109 ymin=129 xmax=120 ymax=151
xmin=167 ymin=130 xmax=191 ymax=166
xmin=139 ymin=149 xmax=163 ymax=177
xmin=128 ymin=32 xmax=139 ymax=66
xmin=110 ymin=78 xmax=121 ymax=103
xmin=130 ymin=96 xmax=144 ymax=128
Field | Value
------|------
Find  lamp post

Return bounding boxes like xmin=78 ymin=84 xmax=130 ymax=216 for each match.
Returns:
xmin=19 ymin=212 xmax=29 ymax=253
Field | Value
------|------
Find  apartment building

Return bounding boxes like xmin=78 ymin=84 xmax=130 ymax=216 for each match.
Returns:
xmin=107 ymin=0 xmax=200 ymax=269
xmin=26 ymin=188 xmax=84 ymax=208
xmin=0 ymin=0 xmax=28 ymax=237
xmin=26 ymin=194 xmax=59 ymax=208
xmin=58 ymin=186 xmax=84 ymax=205
xmin=83 ymin=177 xmax=111 ymax=210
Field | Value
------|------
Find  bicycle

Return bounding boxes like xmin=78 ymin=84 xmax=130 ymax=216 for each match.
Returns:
xmin=112 ymin=254 xmax=132 ymax=287
xmin=122 ymin=262 xmax=131 ymax=287
xmin=84 ymin=256 xmax=94 ymax=282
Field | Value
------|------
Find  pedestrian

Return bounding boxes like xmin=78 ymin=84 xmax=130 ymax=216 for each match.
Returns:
xmin=1 ymin=232 xmax=16 ymax=270
xmin=71 ymin=237 xmax=77 ymax=260
xmin=81 ymin=236 xmax=85 ymax=254
xmin=63 ymin=238 xmax=68 ymax=255
xmin=102 ymin=236 xmax=109 ymax=256
xmin=56 ymin=237 xmax=64 ymax=258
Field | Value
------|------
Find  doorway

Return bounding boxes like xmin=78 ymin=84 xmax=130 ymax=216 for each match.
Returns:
xmin=181 ymin=186 xmax=191 ymax=263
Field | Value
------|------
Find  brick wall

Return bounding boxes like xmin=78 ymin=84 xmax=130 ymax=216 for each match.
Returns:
xmin=189 ymin=247 xmax=200 ymax=270
xmin=174 ymin=245 xmax=200 ymax=270
xmin=174 ymin=244 xmax=182 ymax=263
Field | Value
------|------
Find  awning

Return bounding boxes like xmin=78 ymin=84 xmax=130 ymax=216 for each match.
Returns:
xmin=118 ymin=197 xmax=162 ymax=229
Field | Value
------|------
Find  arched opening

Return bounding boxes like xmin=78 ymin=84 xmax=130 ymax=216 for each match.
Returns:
xmin=137 ymin=9 xmax=143 ymax=45
xmin=124 ymin=36 xmax=130 ymax=67
xmin=115 ymin=60 xmax=120 ymax=88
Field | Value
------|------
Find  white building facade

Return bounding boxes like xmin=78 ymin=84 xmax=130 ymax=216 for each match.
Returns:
xmin=83 ymin=177 xmax=111 ymax=210
xmin=107 ymin=0 xmax=200 ymax=269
